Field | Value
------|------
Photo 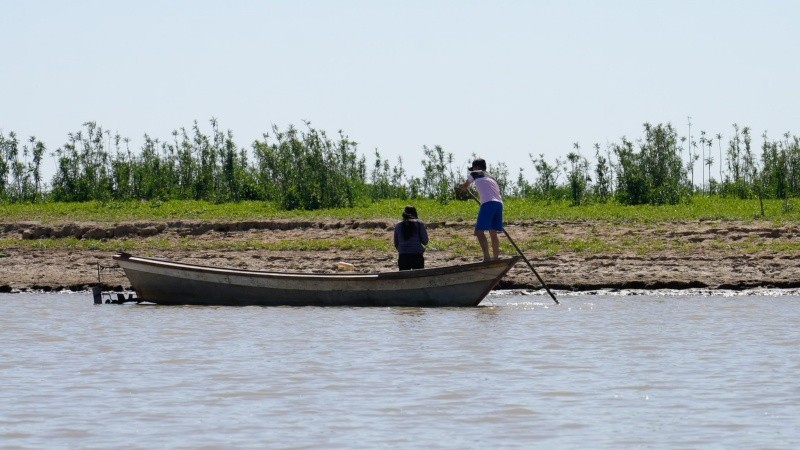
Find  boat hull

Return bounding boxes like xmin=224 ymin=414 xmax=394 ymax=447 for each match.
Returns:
xmin=113 ymin=253 xmax=520 ymax=307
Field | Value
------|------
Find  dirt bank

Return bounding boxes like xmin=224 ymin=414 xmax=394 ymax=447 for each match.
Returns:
xmin=2 ymin=219 xmax=799 ymax=293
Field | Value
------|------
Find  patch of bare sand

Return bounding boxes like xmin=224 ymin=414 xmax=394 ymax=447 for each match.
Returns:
xmin=1 ymin=219 xmax=799 ymax=292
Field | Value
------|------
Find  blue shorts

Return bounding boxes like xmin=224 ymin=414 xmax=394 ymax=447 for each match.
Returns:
xmin=476 ymin=201 xmax=503 ymax=231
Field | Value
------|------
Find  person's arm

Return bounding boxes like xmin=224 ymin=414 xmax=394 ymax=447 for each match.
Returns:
xmin=459 ymin=173 xmax=474 ymax=192
xmin=393 ymin=226 xmax=400 ymax=249
xmin=419 ymin=222 xmax=429 ymax=246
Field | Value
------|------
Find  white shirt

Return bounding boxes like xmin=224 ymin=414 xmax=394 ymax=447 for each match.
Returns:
xmin=466 ymin=171 xmax=503 ymax=204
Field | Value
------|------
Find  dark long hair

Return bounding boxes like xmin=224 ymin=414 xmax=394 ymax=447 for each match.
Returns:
xmin=402 ymin=205 xmax=419 ymax=239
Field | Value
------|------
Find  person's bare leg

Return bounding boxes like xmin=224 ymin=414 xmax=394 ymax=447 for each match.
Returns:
xmin=475 ymin=229 xmax=491 ymax=261
xmin=489 ymin=230 xmax=500 ymax=260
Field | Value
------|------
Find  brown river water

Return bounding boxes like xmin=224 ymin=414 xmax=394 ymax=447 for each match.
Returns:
xmin=1 ymin=290 xmax=798 ymax=449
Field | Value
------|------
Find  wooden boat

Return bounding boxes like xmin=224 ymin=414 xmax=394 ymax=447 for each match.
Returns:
xmin=113 ymin=253 xmax=520 ymax=307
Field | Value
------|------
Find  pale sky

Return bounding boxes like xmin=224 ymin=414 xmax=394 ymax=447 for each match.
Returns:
xmin=2 ymin=0 xmax=799 ymax=182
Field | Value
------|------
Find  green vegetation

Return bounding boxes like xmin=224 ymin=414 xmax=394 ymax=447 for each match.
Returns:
xmin=3 ymin=119 xmax=800 ymax=211
xmin=5 ymin=198 xmax=800 ymax=259
xmin=3 ymin=197 xmax=799 ymax=224
xmin=4 ymin=117 xmax=798 ymax=260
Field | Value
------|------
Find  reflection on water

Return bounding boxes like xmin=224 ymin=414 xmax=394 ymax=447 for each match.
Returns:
xmin=1 ymin=291 xmax=798 ymax=449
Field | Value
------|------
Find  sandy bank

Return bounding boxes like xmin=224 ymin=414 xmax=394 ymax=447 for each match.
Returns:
xmin=2 ymin=219 xmax=799 ymax=293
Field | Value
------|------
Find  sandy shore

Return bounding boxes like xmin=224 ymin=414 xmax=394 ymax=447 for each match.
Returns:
xmin=2 ymin=219 xmax=799 ymax=293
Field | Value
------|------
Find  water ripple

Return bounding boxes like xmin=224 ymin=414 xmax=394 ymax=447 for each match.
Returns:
xmin=0 ymin=292 xmax=798 ymax=449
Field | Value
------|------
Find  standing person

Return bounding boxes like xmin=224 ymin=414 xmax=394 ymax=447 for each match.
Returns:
xmin=393 ymin=205 xmax=429 ymax=270
xmin=459 ymin=158 xmax=503 ymax=261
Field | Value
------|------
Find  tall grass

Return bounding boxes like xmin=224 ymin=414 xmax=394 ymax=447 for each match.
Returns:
xmin=0 ymin=131 xmax=46 ymax=202
xmin=613 ymin=123 xmax=689 ymax=205
xmin=252 ymin=123 xmax=367 ymax=209
xmin=3 ymin=120 xmax=800 ymax=212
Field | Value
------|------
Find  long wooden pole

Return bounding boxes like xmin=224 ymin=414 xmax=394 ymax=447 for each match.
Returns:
xmin=469 ymin=191 xmax=559 ymax=305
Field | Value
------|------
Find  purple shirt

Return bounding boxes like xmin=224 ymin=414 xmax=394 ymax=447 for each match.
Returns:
xmin=393 ymin=220 xmax=429 ymax=254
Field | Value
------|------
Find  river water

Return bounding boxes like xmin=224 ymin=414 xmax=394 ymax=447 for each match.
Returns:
xmin=1 ymin=290 xmax=798 ymax=449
